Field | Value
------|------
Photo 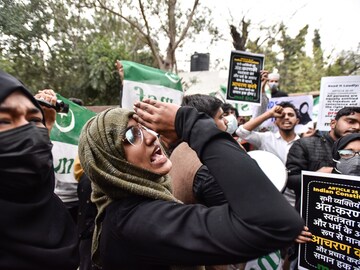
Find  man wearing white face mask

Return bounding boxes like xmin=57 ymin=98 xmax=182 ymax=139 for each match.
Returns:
xmin=268 ymin=72 xmax=288 ymax=98
xmin=224 ymin=113 xmax=238 ymax=135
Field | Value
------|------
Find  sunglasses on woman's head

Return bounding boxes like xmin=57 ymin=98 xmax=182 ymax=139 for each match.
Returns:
xmin=122 ymin=124 xmax=159 ymax=146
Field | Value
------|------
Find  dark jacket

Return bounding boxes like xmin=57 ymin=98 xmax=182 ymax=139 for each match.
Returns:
xmin=286 ymin=130 xmax=335 ymax=210
xmin=99 ymin=107 xmax=304 ymax=270
xmin=0 ymin=70 xmax=79 ymax=270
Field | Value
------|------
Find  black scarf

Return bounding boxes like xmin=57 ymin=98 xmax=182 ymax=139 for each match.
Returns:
xmin=0 ymin=70 xmax=79 ymax=270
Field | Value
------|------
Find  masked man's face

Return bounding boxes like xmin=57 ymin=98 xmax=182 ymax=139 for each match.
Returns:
xmin=0 ymin=91 xmax=44 ymax=132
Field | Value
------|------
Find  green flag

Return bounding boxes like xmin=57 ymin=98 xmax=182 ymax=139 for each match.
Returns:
xmin=50 ymin=94 xmax=96 ymax=202
xmin=121 ymin=61 xmax=183 ymax=109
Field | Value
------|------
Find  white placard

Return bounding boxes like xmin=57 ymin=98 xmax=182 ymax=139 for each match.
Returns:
xmin=317 ymin=76 xmax=360 ymax=131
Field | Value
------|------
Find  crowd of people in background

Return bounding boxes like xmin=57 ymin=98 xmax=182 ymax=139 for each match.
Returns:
xmin=0 ymin=62 xmax=359 ymax=270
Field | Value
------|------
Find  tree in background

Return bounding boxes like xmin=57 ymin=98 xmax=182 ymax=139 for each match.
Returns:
xmin=0 ymin=0 xmax=153 ymax=105
xmin=326 ymin=47 xmax=360 ymax=77
xmin=0 ymin=0 xmax=51 ymax=87
xmin=310 ymin=29 xmax=326 ymax=92
xmin=76 ymin=0 xmax=219 ymax=72
xmin=1 ymin=1 xmax=359 ymax=102
xmin=277 ymin=24 xmax=312 ymax=93
xmin=0 ymin=0 xmax=218 ymax=103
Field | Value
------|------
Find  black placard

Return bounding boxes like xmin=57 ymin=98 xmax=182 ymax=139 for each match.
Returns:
xmin=299 ymin=172 xmax=360 ymax=269
xmin=226 ymin=50 xmax=264 ymax=105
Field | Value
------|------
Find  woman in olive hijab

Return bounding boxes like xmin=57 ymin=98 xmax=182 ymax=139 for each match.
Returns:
xmin=78 ymin=104 xmax=304 ymax=270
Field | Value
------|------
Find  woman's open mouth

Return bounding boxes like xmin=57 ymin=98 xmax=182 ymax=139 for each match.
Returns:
xmin=150 ymin=145 xmax=168 ymax=164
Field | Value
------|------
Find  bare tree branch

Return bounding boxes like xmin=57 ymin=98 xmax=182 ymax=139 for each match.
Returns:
xmin=94 ymin=0 xmax=163 ymax=67
xmin=95 ymin=0 xmax=146 ymax=37
xmin=173 ymin=0 xmax=199 ymax=49
xmin=138 ymin=0 xmax=163 ymax=68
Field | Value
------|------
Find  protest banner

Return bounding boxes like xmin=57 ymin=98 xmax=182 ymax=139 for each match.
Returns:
xmin=299 ymin=171 xmax=360 ymax=270
xmin=259 ymin=95 xmax=314 ymax=134
xmin=317 ymin=76 xmax=360 ymax=131
xmin=226 ymin=50 xmax=264 ymax=105
xmin=50 ymin=94 xmax=96 ymax=202
xmin=121 ymin=61 xmax=183 ymax=109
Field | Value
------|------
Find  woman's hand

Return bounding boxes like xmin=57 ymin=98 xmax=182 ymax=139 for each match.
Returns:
xmin=133 ymin=99 xmax=180 ymax=146
xmin=35 ymin=89 xmax=57 ymax=134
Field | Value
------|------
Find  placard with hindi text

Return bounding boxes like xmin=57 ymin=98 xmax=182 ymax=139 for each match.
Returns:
xmin=299 ymin=171 xmax=360 ymax=270
xmin=226 ymin=50 xmax=264 ymax=105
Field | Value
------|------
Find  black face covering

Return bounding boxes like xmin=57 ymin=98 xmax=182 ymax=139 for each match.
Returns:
xmin=0 ymin=124 xmax=53 ymax=201
xmin=0 ymin=69 xmax=79 ymax=270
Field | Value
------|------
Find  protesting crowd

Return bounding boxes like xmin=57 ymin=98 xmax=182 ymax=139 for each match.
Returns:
xmin=0 ymin=57 xmax=359 ymax=270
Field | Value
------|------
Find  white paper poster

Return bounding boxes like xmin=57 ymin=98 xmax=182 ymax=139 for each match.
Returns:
xmin=317 ymin=76 xmax=360 ymax=131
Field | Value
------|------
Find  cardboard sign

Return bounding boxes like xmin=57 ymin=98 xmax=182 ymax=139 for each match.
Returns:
xmin=226 ymin=51 xmax=264 ymax=105
xmin=299 ymin=171 xmax=360 ymax=270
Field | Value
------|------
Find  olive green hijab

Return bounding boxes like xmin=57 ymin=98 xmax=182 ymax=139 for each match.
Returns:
xmin=78 ymin=108 xmax=202 ymax=270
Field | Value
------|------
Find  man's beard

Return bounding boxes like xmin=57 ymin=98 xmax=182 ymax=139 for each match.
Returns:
xmin=280 ymin=127 xmax=295 ymax=135
xmin=333 ymin=125 xmax=356 ymax=139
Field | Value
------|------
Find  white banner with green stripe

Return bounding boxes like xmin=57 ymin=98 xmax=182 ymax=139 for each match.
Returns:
xmin=50 ymin=94 xmax=96 ymax=202
xmin=121 ymin=61 xmax=183 ymax=109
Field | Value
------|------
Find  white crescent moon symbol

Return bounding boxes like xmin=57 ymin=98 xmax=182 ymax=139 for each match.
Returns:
xmin=55 ymin=109 xmax=75 ymax=133
xmin=165 ymin=72 xmax=180 ymax=84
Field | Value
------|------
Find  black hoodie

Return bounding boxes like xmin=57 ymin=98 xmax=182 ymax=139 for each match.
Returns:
xmin=0 ymin=70 xmax=79 ymax=270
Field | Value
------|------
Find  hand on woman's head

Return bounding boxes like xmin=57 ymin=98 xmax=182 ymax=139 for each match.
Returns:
xmin=133 ymin=99 xmax=180 ymax=146
xmin=34 ymin=89 xmax=57 ymax=133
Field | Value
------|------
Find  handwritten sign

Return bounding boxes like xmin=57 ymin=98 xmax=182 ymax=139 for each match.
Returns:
xmin=299 ymin=171 xmax=360 ymax=270
xmin=226 ymin=51 xmax=264 ymax=105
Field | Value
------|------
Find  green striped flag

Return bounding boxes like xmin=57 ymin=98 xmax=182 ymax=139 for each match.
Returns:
xmin=121 ymin=61 xmax=183 ymax=109
xmin=50 ymin=94 xmax=96 ymax=202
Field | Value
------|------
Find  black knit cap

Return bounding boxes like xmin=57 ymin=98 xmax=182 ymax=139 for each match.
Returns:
xmin=332 ymin=133 xmax=360 ymax=160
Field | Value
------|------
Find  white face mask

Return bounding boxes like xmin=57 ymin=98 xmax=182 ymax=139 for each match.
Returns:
xmin=269 ymin=82 xmax=279 ymax=91
xmin=224 ymin=114 xmax=238 ymax=134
